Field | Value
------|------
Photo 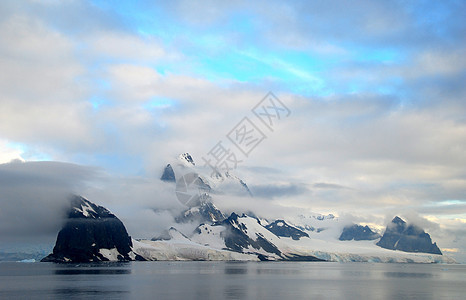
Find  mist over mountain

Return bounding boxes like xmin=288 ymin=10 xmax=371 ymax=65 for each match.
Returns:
xmin=34 ymin=152 xmax=456 ymax=263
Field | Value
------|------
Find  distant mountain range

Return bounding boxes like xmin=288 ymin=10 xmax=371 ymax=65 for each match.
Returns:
xmin=41 ymin=153 xmax=454 ymax=263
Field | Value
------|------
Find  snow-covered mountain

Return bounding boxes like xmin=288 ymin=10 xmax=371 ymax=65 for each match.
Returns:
xmin=40 ymin=153 xmax=456 ymax=263
xmin=42 ymin=195 xmax=455 ymax=263
xmin=265 ymin=220 xmax=310 ymax=240
xmin=193 ymin=213 xmax=284 ymax=260
xmin=160 ymin=152 xmax=252 ymax=197
xmin=174 ymin=195 xmax=226 ymax=224
xmin=135 ymin=210 xmax=453 ymax=263
xmin=149 ymin=153 xmax=454 ymax=263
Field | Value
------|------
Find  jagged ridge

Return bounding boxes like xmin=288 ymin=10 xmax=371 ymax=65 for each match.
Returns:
xmin=339 ymin=224 xmax=381 ymax=241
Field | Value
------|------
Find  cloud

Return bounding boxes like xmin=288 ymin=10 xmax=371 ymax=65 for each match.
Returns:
xmin=80 ymin=176 xmax=186 ymax=238
xmin=0 ymin=14 xmax=96 ymax=150
xmin=312 ymin=183 xmax=350 ymax=190
xmin=0 ymin=140 xmax=24 ymax=164
xmin=0 ymin=160 xmax=187 ymax=244
xmin=0 ymin=161 xmax=98 ymax=243
xmin=419 ymin=201 xmax=466 ymax=216
xmin=89 ymin=32 xmax=167 ymax=62
xmin=249 ymin=183 xmax=308 ymax=199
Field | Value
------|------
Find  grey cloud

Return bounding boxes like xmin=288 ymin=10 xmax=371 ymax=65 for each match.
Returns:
xmin=0 ymin=161 xmax=98 ymax=243
xmin=0 ymin=160 xmax=184 ymax=243
xmin=0 ymin=0 xmax=127 ymax=36
xmin=312 ymin=183 xmax=349 ymax=190
xmin=389 ymin=212 xmax=441 ymax=237
xmin=80 ymin=175 xmax=187 ymax=239
xmin=249 ymin=183 xmax=308 ymax=199
xmin=418 ymin=203 xmax=466 ymax=216
xmin=241 ymin=166 xmax=284 ymax=175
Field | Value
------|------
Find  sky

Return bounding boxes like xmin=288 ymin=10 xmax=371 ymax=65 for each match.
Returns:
xmin=0 ymin=0 xmax=465 ymax=261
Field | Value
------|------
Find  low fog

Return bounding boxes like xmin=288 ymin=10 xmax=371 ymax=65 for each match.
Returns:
xmin=0 ymin=160 xmax=211 ymax=245
xmin=0 ymin=161 xmax=94 ymax=243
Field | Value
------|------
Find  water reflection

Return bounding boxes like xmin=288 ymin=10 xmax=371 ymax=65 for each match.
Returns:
xmin=53 ymin=262 xmax=131 ymax=275
xmin=55 ymin=268 xmax=131 ymax=275
xmin=341 ymin=270 xmax=372 ymax=278
xmin=224 ymin=262 xmax=248 ymax=275
xmin=53 ymin=287 xmax=129 ymax=297
xmin=224 ymin=267 xmax=247 ymax=275
xmin=256 ymin=267 xmax=301 ymax=275
xmin=224 ymin=285 xmax=247 ymax=299
xmin=384 ymin=271 xmax=433 ymax=278
xmin=51 ymin=263 xmax=132 ymax=299
xmin=1 ymin=262 xmax=464 ymax=300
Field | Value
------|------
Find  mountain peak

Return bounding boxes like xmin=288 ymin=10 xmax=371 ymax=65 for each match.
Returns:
xmin=377 ymin=216 xmax=442 ymax=255
xmin=161 ymin=164 xmax=176 ymax=182
xmin=69 ymin=195 xmax=114 ymax=219
xmin=179 ymin=153 xmax=195 ymax=166
xmin=391 ymin=216 xmax=406 ymax=225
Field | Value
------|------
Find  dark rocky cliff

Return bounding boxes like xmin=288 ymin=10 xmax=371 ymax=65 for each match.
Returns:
xmin=42 ymin=195 xmax=143 ymax=263
xmin=376 ymin=216 xmax=442 ymax=255
xmin=160 ymin=164 xmax=176 ymax=182
xmin=339 ymin=224 xmax=381 ymax=241
xmin=265 ymin=220 xmax=309 ymax=240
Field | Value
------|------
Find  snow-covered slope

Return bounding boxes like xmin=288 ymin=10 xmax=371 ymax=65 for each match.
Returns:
xmin=42 ymin=196 xmax=455 ymax=263
xmin=41 ymin=153 xmax=456 ymax=263
xmin=132 ymin=238 xmax=256 ymax=261
xmin=153 ymin=154 xmax=456 ymax=263
xmin=139 ymin=213 xmax=455 ymax=263
xmin=142 ymin=210 xmax=455 ymax=263
xmin=277 ymin=237 xmax=455 ymax=263
xmin=175 ymin=197 xmax=226 ymax=224
xmin=192 ymin=213 xmax=290 ymax=260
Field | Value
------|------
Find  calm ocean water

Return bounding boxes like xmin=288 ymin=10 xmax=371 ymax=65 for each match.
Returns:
xmin=0 ymin=261 xmax=465 ymax=299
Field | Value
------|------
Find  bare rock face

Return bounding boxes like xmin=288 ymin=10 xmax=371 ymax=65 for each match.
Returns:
xmin=376 ymin=216 xmax=442 ymax=255
xmin=339 ymin=224 xmax=380 ymax=241
xmin=265 ymin=220 xmax=309 ymax=240
xmin=160 ymin=164 xmax=176 ymax=182
xmin=41 ymin=195 xmax=144 ymax=263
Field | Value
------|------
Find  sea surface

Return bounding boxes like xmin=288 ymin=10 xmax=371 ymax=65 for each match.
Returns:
xmin=0 ymin=261 xmax=465 ymax=299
